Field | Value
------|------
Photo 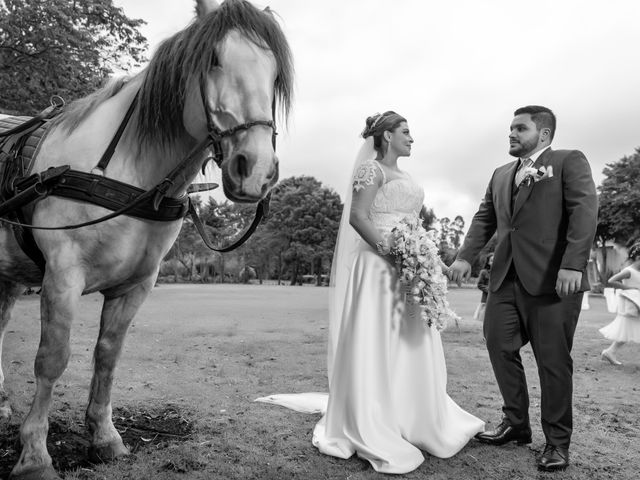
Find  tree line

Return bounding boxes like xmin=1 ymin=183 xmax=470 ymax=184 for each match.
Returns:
xmin=163 ymin=176 xmax=342 ymax=285
xmin=165 ymin=149 xmax=639 ymax=287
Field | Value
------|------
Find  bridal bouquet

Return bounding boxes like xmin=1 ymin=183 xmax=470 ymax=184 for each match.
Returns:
xmin=389 ymin=217 xmax=459 ymax=330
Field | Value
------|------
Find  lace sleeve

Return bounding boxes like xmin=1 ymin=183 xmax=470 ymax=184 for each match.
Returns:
xmin=352 ymin=160 xmax=385 ymax=192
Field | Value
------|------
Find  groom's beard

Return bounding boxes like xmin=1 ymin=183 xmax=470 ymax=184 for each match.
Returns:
xmin=509 ymin=135 xmax=540 ymax=158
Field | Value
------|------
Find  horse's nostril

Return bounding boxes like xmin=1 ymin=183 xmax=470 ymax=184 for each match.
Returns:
xmin=233 ymin=154 xmax=249 ymax=179
xmin=267 ymin=161 xmax=279 ymax=182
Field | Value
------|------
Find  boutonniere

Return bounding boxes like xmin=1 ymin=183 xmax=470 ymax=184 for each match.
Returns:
xmin=521 ymin=165 xmax=554 ymax=187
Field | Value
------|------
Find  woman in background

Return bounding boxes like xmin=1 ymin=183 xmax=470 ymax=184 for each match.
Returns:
xmin=600 ymin=243 xmax=640 ymax=365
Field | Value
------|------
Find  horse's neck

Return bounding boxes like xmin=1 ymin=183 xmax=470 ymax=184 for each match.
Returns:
xmin=40 ymin=80 xmax=200 ymax=196
xmin=107 ymin=82 xmax=201 ymax=195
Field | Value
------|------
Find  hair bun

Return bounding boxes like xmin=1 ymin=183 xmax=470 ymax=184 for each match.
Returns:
xmin=361 ymin=113 xmax=382 ymax=138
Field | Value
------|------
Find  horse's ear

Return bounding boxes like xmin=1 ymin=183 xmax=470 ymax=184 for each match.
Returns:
xmin=195 ymin=0 xmax=220 ymax=18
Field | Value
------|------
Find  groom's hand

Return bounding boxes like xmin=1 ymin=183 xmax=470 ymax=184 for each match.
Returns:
xmin=556 ymin=268 xmax=582 ymax=297
xmin=449 ymin=259 xmax=472 ymax=287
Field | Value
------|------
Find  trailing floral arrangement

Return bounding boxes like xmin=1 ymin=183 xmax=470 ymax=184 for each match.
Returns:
xmin=389 ymin=216 xmax=460 ymax=330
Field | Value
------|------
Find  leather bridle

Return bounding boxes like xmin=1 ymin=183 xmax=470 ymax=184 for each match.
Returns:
xmin=199 ymin=73 xmax=277 ymax=170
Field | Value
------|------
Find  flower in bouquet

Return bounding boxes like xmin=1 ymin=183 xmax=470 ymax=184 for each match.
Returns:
xmin=389 ymin=217 xmax=460 ymax=330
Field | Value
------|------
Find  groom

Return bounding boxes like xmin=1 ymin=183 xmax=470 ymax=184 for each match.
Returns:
xmin=449 ymin=105 xmax=598 ymax=472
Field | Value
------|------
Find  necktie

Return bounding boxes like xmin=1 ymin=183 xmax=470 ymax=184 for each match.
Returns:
xmin=514 ymin=158 xmax=533 ymax=187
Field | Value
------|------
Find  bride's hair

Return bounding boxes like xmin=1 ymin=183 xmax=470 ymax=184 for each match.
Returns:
xmin=361 ymin=110 xmax=406 ymax=155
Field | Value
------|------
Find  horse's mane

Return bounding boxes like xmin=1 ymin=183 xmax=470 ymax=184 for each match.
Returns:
xmin=52 ymin=77 xmax=131 ymax=132
xmin=54 ymin=0 xmax=293 ymax=149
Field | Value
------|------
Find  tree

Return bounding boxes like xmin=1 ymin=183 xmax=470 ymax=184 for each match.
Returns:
xmin=419 ymin=205 xmax=437 ymax=231
xmin=164 ymin=197 xmax=213 ymax=281
xmin=434 ymin=214 xmax=467 ymax=266
xmin=449 ymin=215 xmax=465 ymax=249
xmin=0 ymin=0 xmax=147 ymax=114
xmin=437 ymin=217 xmax=452 ymax=252
xmin=596 ymin=148 xmax=640 ymax=282
xmin=163 ymin=178 xmax=343 ymax=285
xmin=204 ymin=198 xmax=265 ymax=283
xmin=257 ymin=176 xmax=342 ymax=285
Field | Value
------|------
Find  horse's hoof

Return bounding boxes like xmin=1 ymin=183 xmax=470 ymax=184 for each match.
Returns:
xmin=88 ymin=441 xmax=130 ymax=463
xmin=9 ymin=465 xmax=61 ymax=480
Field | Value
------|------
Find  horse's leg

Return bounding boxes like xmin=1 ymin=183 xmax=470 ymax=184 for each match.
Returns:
xmin=0 ymin=280 xmax=24 ymax=419
xmin=10 ymin=268 xmax=83 ymax=480
xmin=85 ymin=276 xmax=156 ymax=462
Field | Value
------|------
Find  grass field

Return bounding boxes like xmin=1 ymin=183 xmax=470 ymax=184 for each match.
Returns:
xmin=1 ymin=285 xmax=638 ymax=479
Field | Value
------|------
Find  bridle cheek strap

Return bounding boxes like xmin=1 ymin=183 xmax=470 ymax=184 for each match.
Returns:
xmin=198 ymin=74 xmax=277 ymax=168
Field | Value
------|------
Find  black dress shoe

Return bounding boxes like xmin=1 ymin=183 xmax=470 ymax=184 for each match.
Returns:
xmin=538 ymin=444 xmax=569 ymax=471
xmin=475 ymin=420 xmax=532 ymax=446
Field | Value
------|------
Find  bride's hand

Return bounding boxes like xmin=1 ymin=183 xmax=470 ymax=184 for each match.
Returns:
xmin=375 ymin=239 xmax=391 ymax=256
xmin=439 ymin=260 xmax=451 ymax=278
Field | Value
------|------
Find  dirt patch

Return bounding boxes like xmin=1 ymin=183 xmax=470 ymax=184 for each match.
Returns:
xmin=0 ymin=404 xmax=195 ymax=478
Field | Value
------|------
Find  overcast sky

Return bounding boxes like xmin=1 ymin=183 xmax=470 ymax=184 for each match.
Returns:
xmin=113 ymin=0 xmax=640 ymax=225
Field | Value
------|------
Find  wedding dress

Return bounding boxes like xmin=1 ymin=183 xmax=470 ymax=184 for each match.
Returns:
xmin=256 ymin=143 xmax=484 ymax=474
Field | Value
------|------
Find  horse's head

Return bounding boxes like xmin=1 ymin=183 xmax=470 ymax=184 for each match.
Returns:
xmin=184 ymin=29 xmax=279 ymax=202
xmin=137 ymin=0 xmax=292 ymax=203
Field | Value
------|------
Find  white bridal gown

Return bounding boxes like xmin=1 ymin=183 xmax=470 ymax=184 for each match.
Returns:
xmin=257 ymin=162 xmax=484 ymax=474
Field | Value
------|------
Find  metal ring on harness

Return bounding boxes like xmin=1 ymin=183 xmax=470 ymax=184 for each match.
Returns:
xmin=50 ymin=95 xmax=65 ymax=108
xmin=33 ymin=181 xmax=47 ymax=196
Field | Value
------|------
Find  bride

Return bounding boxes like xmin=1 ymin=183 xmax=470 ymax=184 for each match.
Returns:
xmin=258 ymin=111 xmax=484 ymax=474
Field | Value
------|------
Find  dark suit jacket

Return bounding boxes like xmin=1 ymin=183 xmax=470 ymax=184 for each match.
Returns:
xmin=457 ymin=148 xmax=598 ymax=296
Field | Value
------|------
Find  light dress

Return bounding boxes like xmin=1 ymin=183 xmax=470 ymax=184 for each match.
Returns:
xmin=599 ymin=266 xmax=640 ymax=343
xmin=257 ymin=160 xmax=484 ymax=474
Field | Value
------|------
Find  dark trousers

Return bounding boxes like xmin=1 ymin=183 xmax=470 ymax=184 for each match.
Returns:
xmin=484 ymin=272 xmax=582 ymax=448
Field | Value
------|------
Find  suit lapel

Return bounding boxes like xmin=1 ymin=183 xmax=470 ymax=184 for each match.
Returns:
xmin=512 ymin=148 xmax=553 ymax=218
xmin=501 ymin=161 xmax=519 ymax=217
xmin=532 ymin=147 xmax=552 ymax=170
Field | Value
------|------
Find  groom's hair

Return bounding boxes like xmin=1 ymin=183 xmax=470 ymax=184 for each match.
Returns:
xmin=514 ymin=105 xmax=556 ymax=141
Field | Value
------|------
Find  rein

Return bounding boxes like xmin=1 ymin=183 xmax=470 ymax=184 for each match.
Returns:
xmin=0 ymin=84 xmax=278 ymax=253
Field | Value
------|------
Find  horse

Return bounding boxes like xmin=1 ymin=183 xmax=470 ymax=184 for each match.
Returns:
xmin=0 ymin=0 xmax=293 ymax=478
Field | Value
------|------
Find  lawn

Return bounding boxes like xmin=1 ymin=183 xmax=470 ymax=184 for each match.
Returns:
xmin=1 ymin=285 xmax=638 ymax=479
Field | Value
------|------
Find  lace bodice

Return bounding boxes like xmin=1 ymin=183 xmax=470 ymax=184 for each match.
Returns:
xmin=370 ymin=175 xmax=424 ymax=235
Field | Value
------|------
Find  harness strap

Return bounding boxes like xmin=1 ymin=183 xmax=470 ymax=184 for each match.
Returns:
xmin=0 ymin=166 xmax=70 ymax=218
xmin=0 ymin=99 xmax=62 ymax=139
xmin=13 ymin=211 xmax=46 ymax=271
xmin=96 ymin=92 xmax=139 ymax=172
xmin=0 ymin=168 xmax=189 ymax=230
xmin=53 ymin=170 xmax=189 ymax=221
